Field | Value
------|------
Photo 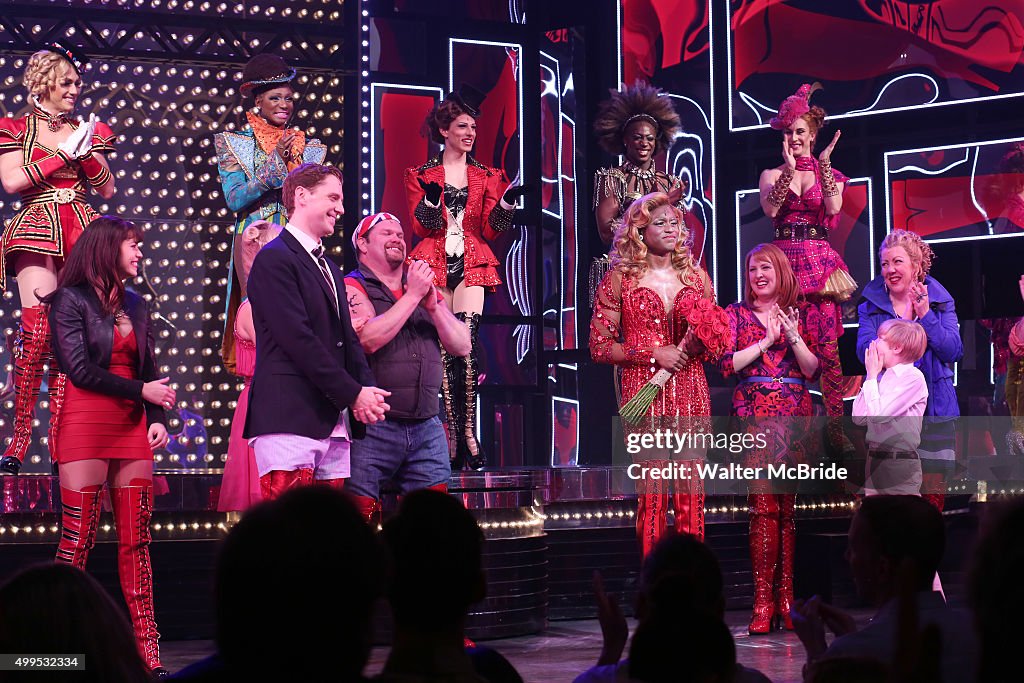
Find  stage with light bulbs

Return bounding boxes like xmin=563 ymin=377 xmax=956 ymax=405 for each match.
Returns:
xmin=0 ymin=0 xmax=1021 ymax=644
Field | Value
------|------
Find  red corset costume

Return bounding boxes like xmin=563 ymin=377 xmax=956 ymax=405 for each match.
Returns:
xmin=0 ymin=105 xmax=115 ymax=471
xmin=772 ymin=156 xmax=856 ymax=437
xmin=591 ymin=267 xmax=715 ymax=557
xmin=0 ymin=106 xmax=115 ymax=282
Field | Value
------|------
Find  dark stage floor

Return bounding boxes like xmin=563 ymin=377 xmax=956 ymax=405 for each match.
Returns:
xmin=161 ymin=610 xmax=876 ymax=683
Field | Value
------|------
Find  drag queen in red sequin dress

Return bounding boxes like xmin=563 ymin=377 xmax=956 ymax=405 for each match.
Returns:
xmin=0 ymin=43 xmax=115 ymax=474
xmin=590 ymin=192 xmax=720 ymax=557
xmin=758 ymin=84 xmax=856 ymax=450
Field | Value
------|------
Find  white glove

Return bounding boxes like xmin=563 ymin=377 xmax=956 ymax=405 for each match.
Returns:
xmin=58 ymin=114 xmax=97 ymax=158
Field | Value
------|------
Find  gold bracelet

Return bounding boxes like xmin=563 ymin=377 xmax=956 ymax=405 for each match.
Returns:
xmin=767 ymin=168 xmax=794 ymax=208
xmin=820 ymin=162 xmax=839 ymax=198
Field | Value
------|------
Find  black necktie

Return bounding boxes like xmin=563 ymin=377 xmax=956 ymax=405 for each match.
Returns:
xmin=311 ymin=245 xmax=339 ymax=312
xmin=311 ymin=245 xmax=334 ymax=290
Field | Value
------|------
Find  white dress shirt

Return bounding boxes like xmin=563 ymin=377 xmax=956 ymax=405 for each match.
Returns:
xmin=852 ymin=362 xmax=928 ymax=452
xmin=282 ymin=222 xmax=348 ymax=439
xmin=285 ymin=222 xmax=339 ymax=313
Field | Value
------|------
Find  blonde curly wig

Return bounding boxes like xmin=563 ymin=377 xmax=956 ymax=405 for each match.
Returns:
xmin=611 ymin=192 xmax=698 ymax=288
xmin=593 ymin=81 xmax=681 ymax=156
xmin=880 ymin=229 xmax=934 ymax=281
xmin=23 ymin=50 xmax=75 ymax=99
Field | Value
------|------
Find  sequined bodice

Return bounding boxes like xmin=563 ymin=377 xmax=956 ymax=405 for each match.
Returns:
xmin=620 ymin=279 xmax=694 ymax=352
xmin=618 ymin=274 xmax=711 ymax=419
xmin=772 ymin=158 xmax=845 ymax=230
xmin=444 ymin=183 xmax=469 ymax=215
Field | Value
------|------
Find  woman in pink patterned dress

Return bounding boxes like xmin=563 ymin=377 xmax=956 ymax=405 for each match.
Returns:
xmin=590 ymin=192 xmax=719 ymax=558
xmin=758 ymin=84 xmax=856 ymax=451
xmin=719 ymin=244 xmax=821 ymax=635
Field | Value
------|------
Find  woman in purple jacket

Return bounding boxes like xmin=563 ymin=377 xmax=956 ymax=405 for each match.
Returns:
xmin=857 ymin=230 xmax=962 ymax=510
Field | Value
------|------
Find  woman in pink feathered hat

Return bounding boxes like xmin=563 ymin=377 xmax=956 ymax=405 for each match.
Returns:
xmin=752 ymin=83 xmax=857 ymax=634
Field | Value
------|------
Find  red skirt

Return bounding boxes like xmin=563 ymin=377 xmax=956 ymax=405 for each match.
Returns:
xmin=56 ymin=331 xmax=150 ymax=463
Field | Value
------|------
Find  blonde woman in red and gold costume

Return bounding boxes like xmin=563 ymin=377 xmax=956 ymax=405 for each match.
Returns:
xmin=590 ymin=192 xmax=725 ymax=557
xmin=0 ymin=42 xmax=116 ymax=474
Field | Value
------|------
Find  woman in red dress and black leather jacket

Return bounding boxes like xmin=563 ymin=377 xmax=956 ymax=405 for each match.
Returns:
xmin=45 ymin=216 xmax=175 ymax=677
xmin=404 ymin=85 xmax=526 ymax=469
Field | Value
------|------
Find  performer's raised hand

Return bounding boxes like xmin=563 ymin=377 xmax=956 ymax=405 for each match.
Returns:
xmin=666 ymin=177 xmax=686 ymax=205
xmin=864 ymin=340 xmax=883 ymax=380
xmin=275 ymin=128 xmax=298 ymax=161
xmin=775 ymin=304 xmax=801 ymax=345
xmin=417 ymin=177 xmax=443 ymax=205
xmin=782 ymin=136 xmax=797 ymax=171
xmin=501 ymin=183 xmax=532 ymax=204
xmin=59 ymin=115 xmax=93 ymax=158
xmin=818 ymin=129 xmax=841 ymax=165
xmin=405 ymin=259 xmax=434 ymax=299
xmin=763 ymin=307 xmax=782 ymax=347
xmin=910 ymin=280 xmax=930 ymax=319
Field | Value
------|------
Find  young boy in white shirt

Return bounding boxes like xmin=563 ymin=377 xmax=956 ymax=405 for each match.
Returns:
xmin=852 ymin=319 xmax=929 ymax=495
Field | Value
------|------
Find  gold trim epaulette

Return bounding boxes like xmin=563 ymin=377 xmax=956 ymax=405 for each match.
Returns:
xmin=417 ymin=156 xmax=442 ymax=172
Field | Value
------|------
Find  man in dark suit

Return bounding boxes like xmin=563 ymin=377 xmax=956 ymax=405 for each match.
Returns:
xmin=244 ymin=163 xmax=390 ymax=500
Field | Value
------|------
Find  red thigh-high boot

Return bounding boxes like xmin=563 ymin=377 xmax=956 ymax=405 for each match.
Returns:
xmin=319 ymin=478 xmax=345 ymax=491
xmin=673 ymin=459 xmax=706 ymax=541
xmin=350 ymin=495 xmax=381 ymax=527
xmin=47 ymin=372 xmax=67 ymax=466
xmin=0 ymin=306 xmax=51 ymax=475
xmin=54 ymin=484 xmax=103 ymax=568
xmin=921 ymin=472 xmax=945 ymax=512
xmin=258 ymin=468 xmax=314 ymax=501
xmin=110 ymin=479 xmax=163 ymax=674
xmin=637 ymin=460 xmax=670 ymax=558
xmin=774 ymin=493 xmax=796 ymax=631
xmin=748 ymin=491 xmax=780 ymax=635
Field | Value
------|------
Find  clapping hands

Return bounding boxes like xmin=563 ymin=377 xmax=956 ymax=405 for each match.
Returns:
xmin=275 ymin=128 xmax=299 ymax=161
xmin=502 ymin=183 xmax=532 ymax=204
xmin=417 ymin=177 xmax=443 ymax=205
xmin=773 ymin=304 xmax=801 ymax=346
xmin=58 ymin=113 xmax=97 ymax=159
xmin=864 ymin=339 xmax=884 ymax=380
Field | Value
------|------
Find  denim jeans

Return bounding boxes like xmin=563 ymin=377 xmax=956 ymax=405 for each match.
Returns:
xmin=347 ymin=416 xmax=451 ymax=499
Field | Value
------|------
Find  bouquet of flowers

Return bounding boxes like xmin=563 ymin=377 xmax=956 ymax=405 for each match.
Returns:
xmin=620 ymin=297 xmax=730 ymax=423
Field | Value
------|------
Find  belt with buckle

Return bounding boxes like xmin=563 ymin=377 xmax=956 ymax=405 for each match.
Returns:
xmin=774 ymin=224 xmax=829 ymax=241
xmin=21 ymin=188 xmax=86 ymax=206
xmin=867 ymin=449 xmax=919 ymax=460
xmin=741 ymin=376 xmax=806 ymax=386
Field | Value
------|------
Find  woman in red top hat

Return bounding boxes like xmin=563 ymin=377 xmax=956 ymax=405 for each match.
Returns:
xmin=0 ymin=42 xmax=116 ymax=474
xmin=403 ymin=86 xmax=526 ymax=470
